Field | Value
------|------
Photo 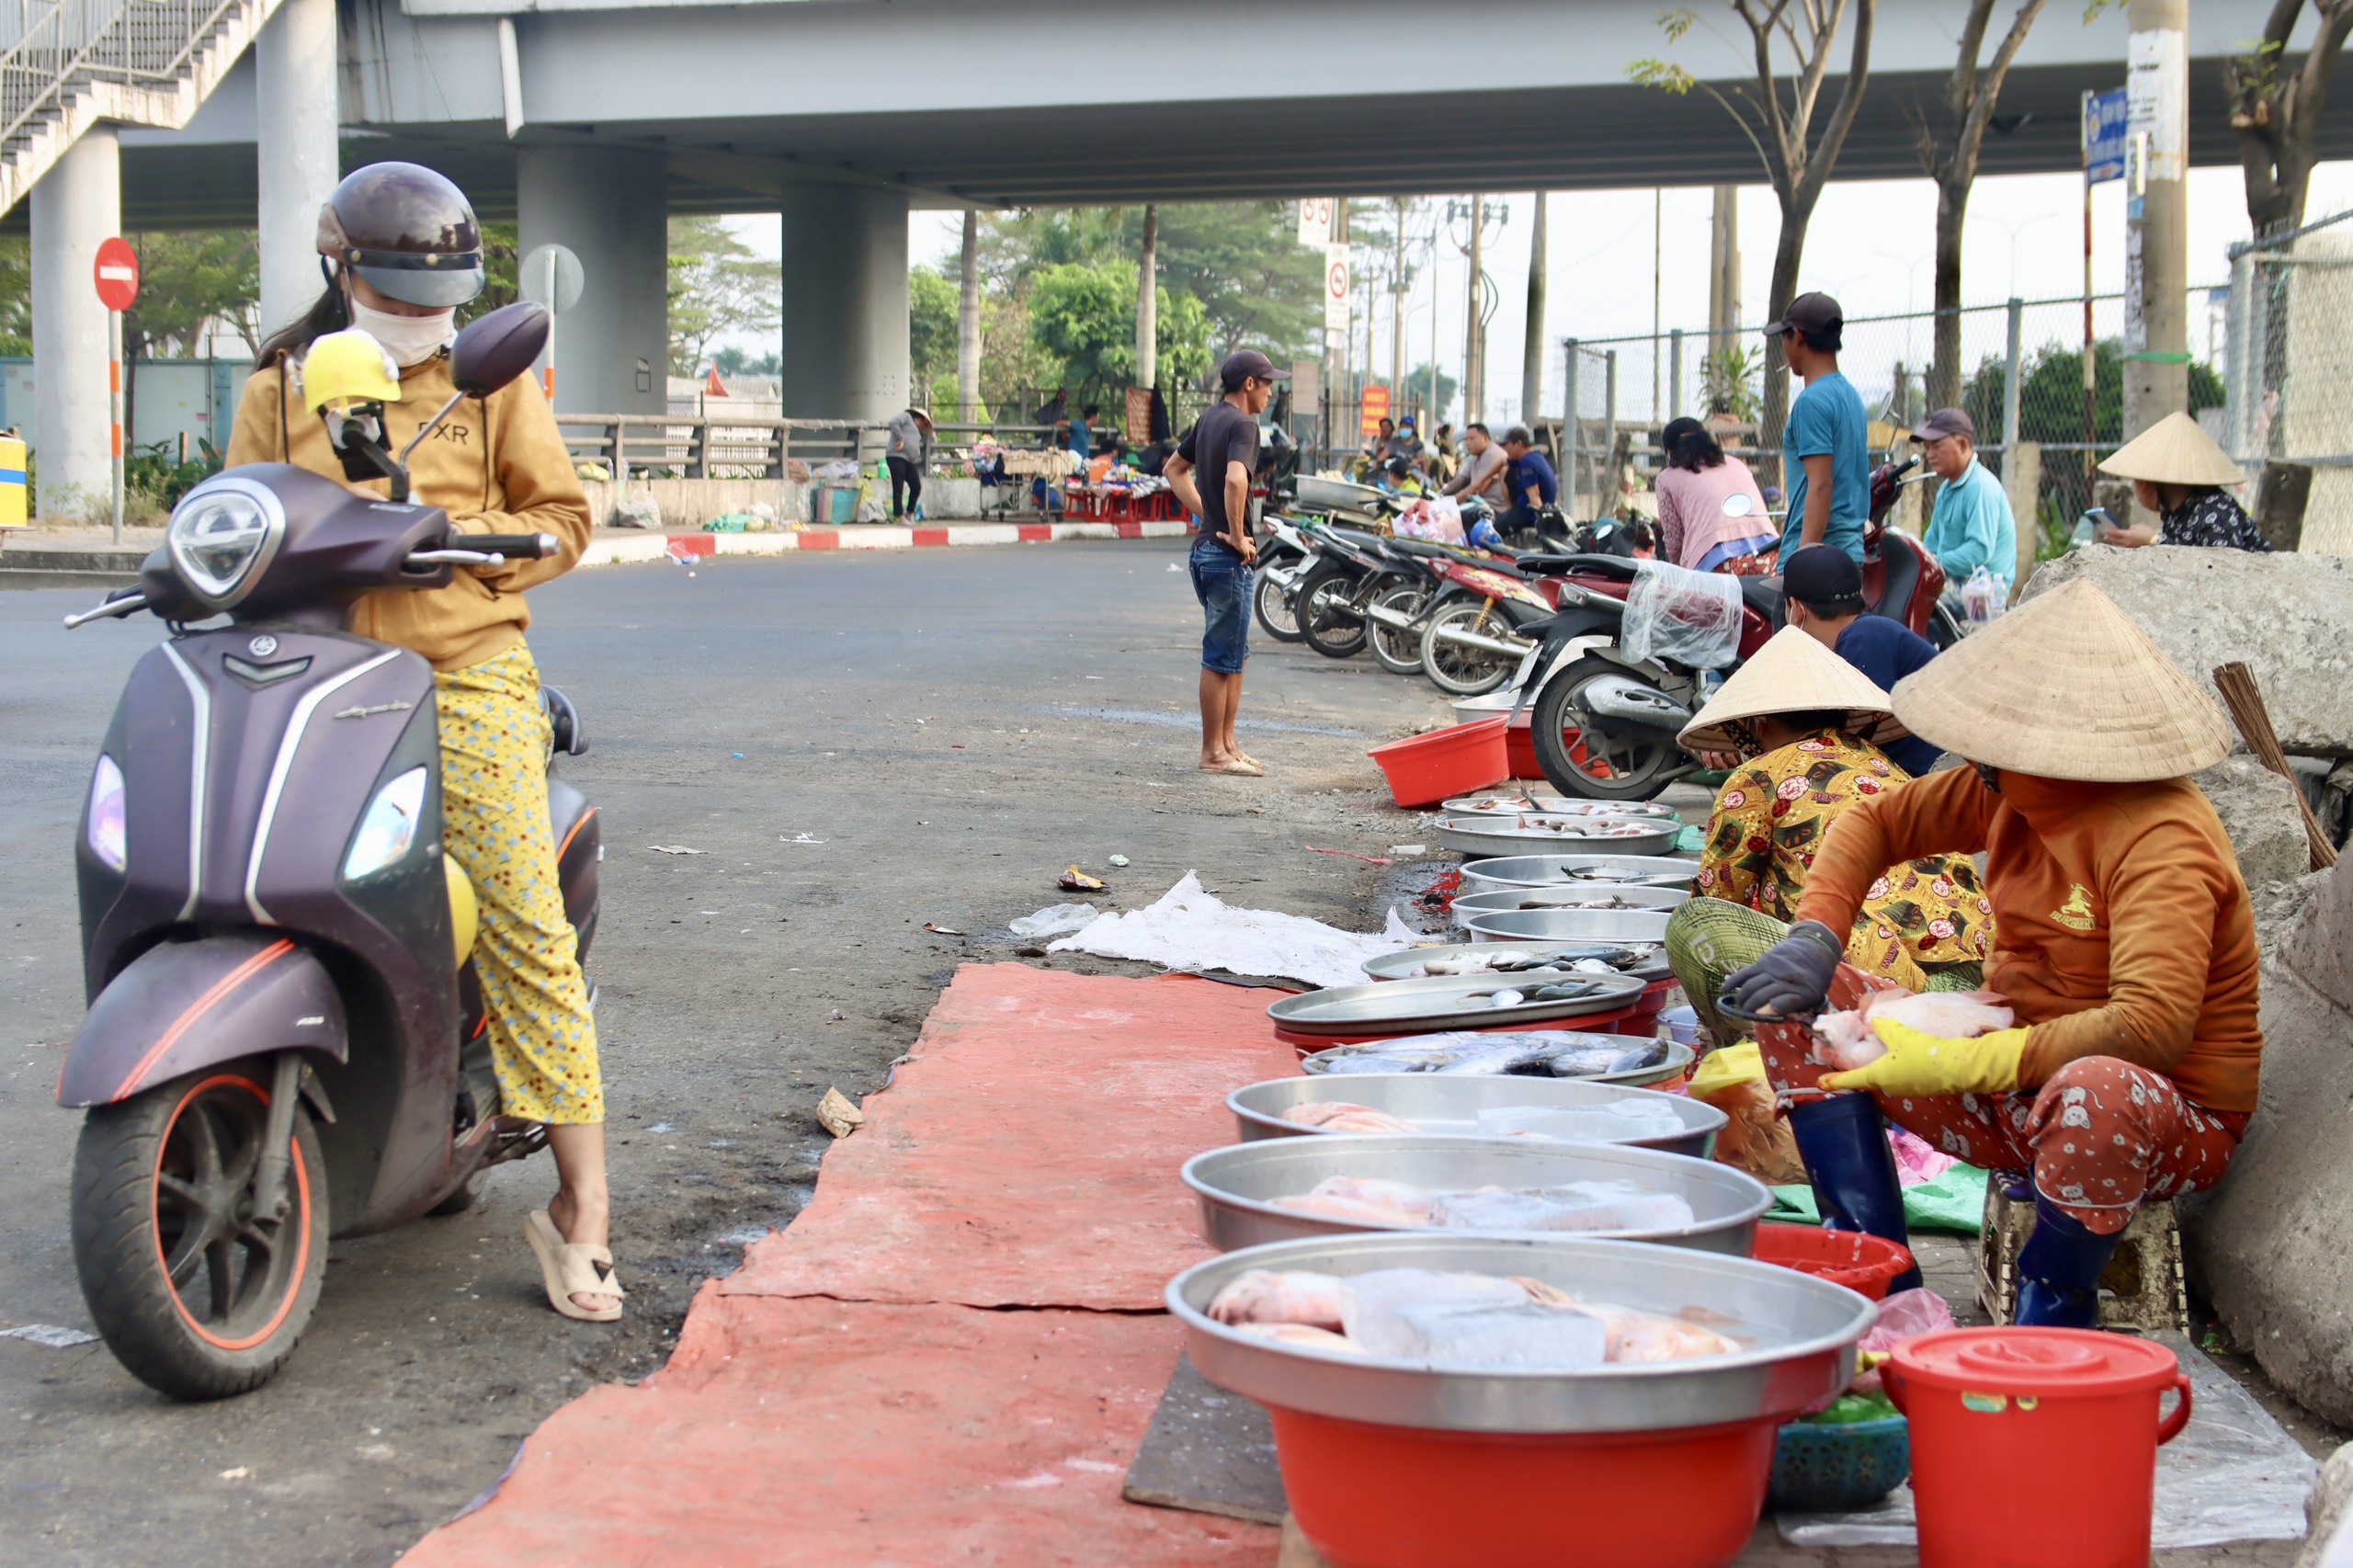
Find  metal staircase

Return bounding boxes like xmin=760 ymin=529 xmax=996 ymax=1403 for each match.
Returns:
xmin=0 ymin=0 xmax=283 ymax=217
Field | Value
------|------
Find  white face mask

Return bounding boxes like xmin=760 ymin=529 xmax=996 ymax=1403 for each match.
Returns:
xmin=349 ymin=299 xmax=457 ymax=368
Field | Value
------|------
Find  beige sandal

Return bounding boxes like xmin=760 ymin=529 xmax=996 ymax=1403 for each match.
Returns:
xmin=527 ymin=1210 xmax=624 ymax=1323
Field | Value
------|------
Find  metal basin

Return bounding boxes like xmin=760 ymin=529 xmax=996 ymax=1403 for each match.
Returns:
xmin=1442 ymin=793 xmax=1681 ymax=823
xmin=1464 ymin=907 xmax=1675 ymax=946
xmin=1449 ymin=691 xmax=1523 ymax=730
xmin=1457 ymin=854 xmax=1700 ymax=896
xmin=1449 ymin=886 xmax=1688 ymax=929
xmin=1294 ymin=475 xmax=1388 ymax=512
xmin=1228 ymin=1073 xmax=1726 ymax=1159
xmin=1168 ymin=1232 xmax=1873 ymax=1434
xmin=1268 ymin=971 xmax=1645 ymax=1037
xmin=1438 ymin=815 xmax=1683 ymax=859
xmin=1299 ymin=1037 xmax=1696 ymax=1088
xmin=1361 ymin=941 xmax=1669 ymax=984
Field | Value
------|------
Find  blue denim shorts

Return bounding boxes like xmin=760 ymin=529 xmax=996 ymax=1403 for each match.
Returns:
xmin=1188 ymin=539 xmax=1252 ymax=674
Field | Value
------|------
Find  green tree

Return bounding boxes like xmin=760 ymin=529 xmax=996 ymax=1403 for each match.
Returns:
xmin=1403 ymin=362 xmax=1460 ymax=424
xmin=1029 ymin=259 xmax=1211 ymax=395
xmin=667 ymin=216 xmax=780 ymax=375
xmin=0 ymin=237 xmax=32 ymax=358
xmin=909 ymin=264 xmax=960 ymax=392
xmin=711 ymin=346 xmax=781 ymax=377
xmin=1963 ymin=336 xmax=2224 ymax=520
xmin=463 ymin=221 xmax=519 ymax=324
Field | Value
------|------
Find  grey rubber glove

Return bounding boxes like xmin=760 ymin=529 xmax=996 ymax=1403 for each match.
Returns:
xmin=1722 ymin=920 xmax=1845 ymax=1020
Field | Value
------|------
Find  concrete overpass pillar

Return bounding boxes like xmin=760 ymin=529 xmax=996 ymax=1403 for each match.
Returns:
xmin=517 ymin=146 xmax=668 ymax=415
xmin=779 ymin=185 xmax=908 ymax=420
xmin=30 ymin=127 xmax=119 ymax=521
xmin=255 ymin=0 xmax=339 ymax=341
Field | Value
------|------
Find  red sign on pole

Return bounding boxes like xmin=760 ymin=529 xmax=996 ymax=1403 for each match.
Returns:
xmin=94 ymin=237 xmax=139 ymax=312
xmin=1359 ymin=383 xmax=1392 ymax=438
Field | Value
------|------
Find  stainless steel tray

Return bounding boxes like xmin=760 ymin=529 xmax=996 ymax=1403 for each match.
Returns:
xmin=1300 ymin=1037 xmax=1695 ymax=1088
xmin=1184 ymin=1134 xmax=1768 ymax=1256
xmin=1450 ymin=885 xmax=1688 ymax=929
xmin=1463 ymin=907 xmax=1675 ymax=946
xmin=1457 ymin=854 xmax=1700 ymax=896
xmin=1360 ymin=941 xmax=1669 ymax=984
xmin=1438 ymin=815 xmax=1684 ymax=859
xmin=1293 ymin=475 xmax=1389 ymax=512
xmin=1267 ymin=971 xmax=1645 ymax=1036
xmin=1442 ymin=794 xmax=1681 ymax=822
xmin=1168 ymin=1233 xmax=1872 ymax=1434
xmin=1228 ymin=1074 xmax=1725 ymax=1159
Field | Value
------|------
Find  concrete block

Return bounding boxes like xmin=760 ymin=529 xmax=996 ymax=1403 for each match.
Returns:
xmin=2024 ymin=545 xmax=2353 ymax=756
xmin=2294 ymin=1442 xmax=2353 ymax=1568
xmin=2196 ymin=756 xmax=2318 ymax=887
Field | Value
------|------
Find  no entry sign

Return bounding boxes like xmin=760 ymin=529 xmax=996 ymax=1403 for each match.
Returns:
xmin=93 ymin=237 xmax=139 ymax=311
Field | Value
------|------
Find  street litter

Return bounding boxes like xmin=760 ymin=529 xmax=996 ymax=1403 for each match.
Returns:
xmin=1390 ymin=845 xmax=1427 ymax=857
xmin=779 ymin=833 xmax=826 ymax=846
xmin=647 ymin=846 xmax=707 ymax=855
xmin=1307 ymin=845 xmax=1392 ymax=866
xmin=1047 ymin=871 xmax=1418 ymax=989
xmin=1058 ymin=866 xmax=1107 ymax=892
xmin=1 ymin=1324 xmax=97 ymax=1347
xmin=1108 ymin=854 xmax=1131 ymax=867
xmin=218 ymin=1467 xmax=250 ymax=1482
xmin=1165 ymin=562 xmax=1183 ymax=572
xmin=1208 ymin=1267 xmax=1740 ymax=1369
xmin=1009 ymin=903 xmax=1103 ymax=939
xmin=922 ymin=923 xmax=965 ymax=936
xmin=815 ymin=1086 xmax=865 ymax=1138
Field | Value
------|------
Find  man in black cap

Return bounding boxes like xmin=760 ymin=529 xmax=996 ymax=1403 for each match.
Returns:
xmin=1763 ymin=291 xmax=1868 ymax=565
xmin=1165 ymin=349 xmax=1287 ymax=777
xmin=1780 ymin=543 xmax=1943 ymax=778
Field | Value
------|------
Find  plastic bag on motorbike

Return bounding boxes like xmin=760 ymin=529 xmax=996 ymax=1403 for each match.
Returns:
xmin=1620 ymin=560 xmax=1743 ymax=670
xmin=1392 ymin=495 xmax=1464 ymax=544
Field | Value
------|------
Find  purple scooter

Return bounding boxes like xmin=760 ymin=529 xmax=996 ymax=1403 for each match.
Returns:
xmin=56 ymin=303 xmax=601 ymax=1399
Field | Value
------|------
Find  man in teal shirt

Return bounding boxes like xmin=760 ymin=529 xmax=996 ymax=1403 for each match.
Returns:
xmin=1917 ymin=405 xmax=2016 ymax=597
xmin=1767 ymin=291 xmax=1869 ymax=563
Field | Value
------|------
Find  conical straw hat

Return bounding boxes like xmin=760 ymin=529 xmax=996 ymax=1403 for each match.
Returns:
xmin=1679 ymin=626 xmax=1897 ymax=753
xmin=1891 ymin=579 xmax=2231 ymax=781
xmin=2097 ymin=410 xmax=2245 ymax=487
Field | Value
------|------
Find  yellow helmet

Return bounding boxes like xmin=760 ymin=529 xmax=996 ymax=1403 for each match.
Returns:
xmin=299 ymin=329 xmax=404 ymax=414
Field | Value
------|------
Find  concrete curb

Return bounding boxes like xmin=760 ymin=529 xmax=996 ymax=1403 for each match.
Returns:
xmin=581 ymin=519 xmax=1188 ymax=568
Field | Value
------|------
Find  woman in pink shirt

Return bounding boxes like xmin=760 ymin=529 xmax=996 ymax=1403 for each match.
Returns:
xmin=1654 ymin=417 xmax=1779 ymax=574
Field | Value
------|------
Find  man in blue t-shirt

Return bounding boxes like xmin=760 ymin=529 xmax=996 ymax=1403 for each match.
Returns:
xmin=1779 ymin=545 xmax=1942 ymax=777
xmin=1767 ymin=291 xmax=1869 ymax=563
xmin=1501 ymin=426 xmax=1559 ymax=541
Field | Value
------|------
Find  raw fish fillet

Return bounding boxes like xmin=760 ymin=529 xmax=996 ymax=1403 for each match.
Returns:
xmin=1270 ymin=1176 xmax=1437 ymax=1226
xmin=1511 ymin=1279 xmax=1744 ymax=1362
xmin=1476 ymin=1101 xmax=1687 ymax=1143
xmin=1349 ymin=1299 xmax=1608 ymax=1369
xmin=1236 ymin=1323 xmax=1368 ymax=1355
xmin=1207 ymin=1269 xmax=1354 ymax=1330
xmin=1281 ymin=1102 xmax=1421 ymax=1134
xmin=1813 ymin=988 xmax=2015 ymax=1072
xmin=1430 ymin=1179 xmax=1696 ymax=1233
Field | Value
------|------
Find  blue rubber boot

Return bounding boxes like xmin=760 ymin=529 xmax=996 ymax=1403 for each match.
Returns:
xmin=2013 ymin=1196 xmax=2121 ymax=1329
xmin=1786 ymin=1092 xmax=1923 ymax=1295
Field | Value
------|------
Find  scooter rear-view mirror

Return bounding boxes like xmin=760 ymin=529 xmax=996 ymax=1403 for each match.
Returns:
xmin=449 ymin=301 xmax=551 ymax=399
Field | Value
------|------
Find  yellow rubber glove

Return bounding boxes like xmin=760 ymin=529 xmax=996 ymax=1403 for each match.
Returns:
xmin=1817 ymin=1017 xmax=2031 ymax=1097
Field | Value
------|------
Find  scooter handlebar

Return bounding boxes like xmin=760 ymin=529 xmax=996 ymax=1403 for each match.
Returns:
xmin=467 ymin=532 xmax=561 ymax=561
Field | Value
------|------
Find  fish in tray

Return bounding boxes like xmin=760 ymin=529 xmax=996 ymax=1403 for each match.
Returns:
xmin=1270 ymin=1175 xmax=1696 ymax=1234
xmin=1278 ymin=1099 xmax=1688 ymax=1142
xmin=1207 ymin=1266 xmax=1743 ymax=1369
xmin=1408 ymin=944 xmax=1647 ymax=977
xmin=1316 ymin=1031 xmax=1673 ymax=1078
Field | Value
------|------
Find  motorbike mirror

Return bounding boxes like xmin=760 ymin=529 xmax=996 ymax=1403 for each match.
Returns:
xmin=449 ymin=301 xmax=551 ymax=398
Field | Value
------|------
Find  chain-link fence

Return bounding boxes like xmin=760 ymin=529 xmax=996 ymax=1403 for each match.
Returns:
xmin=2222 ymin=207 xmax=2353 ymax=551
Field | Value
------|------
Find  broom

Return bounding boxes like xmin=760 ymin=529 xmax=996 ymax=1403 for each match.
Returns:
xmin=2211 ymin=661 xmax=2338 ymax=872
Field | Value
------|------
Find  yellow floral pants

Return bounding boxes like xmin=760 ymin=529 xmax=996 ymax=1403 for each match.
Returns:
xmin=435 ymin=641 xmax=604 ymax=1125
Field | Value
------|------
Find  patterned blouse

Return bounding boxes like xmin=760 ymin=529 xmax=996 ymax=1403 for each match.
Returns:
xmin=1697 ymin=729 xmax=1994 ymax=986
xmin=2159 ymin=489 xmax=2269 ymax=551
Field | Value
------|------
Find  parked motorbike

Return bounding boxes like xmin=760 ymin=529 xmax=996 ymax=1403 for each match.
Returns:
xmin=1251 ymin=514 xmax=1313 ymax=642
xmin=55 ymin=303 xmax=597 ymax=1400
xmin=1415 ymin=558 xmax=1558 ymax=696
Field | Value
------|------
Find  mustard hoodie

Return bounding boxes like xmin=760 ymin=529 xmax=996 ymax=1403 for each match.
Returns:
xmin=226 ymin=348 xmax=594 ymax=671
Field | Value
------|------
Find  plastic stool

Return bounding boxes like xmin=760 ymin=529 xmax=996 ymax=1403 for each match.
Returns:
xmin=1975 ymin=1182 xmax=2187 ymax=1334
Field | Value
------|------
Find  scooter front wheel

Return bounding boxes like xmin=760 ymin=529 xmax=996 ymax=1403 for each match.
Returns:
xmin=72 ymin=1067 xmax=328 ymax=1401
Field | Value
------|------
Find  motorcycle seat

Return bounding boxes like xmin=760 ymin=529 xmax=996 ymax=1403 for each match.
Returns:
xmin=1737 ymin=576 xmax=1786 ymax=629
xmin=1554 ymin=554 xmax=1643 ymax=581
xmin=1382 ymin=538 xmax=1458 ymax=559
xmin=1866 ymin=535 xmax=1922 ymax=625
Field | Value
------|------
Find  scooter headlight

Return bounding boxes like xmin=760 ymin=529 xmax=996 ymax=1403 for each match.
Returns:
xmin=166 ymin=478 xmax=285 ymax=609
xmin=85 ymin=754 xmax=126 ymax=872
xmin=344 ymin=766 xmax=428 ymax=881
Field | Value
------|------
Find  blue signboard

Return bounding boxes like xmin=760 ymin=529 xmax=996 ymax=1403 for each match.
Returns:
xmin=2083 ymin=87 xmax=2129 ymax=184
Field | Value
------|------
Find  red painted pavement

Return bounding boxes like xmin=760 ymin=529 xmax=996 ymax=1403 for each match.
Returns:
xmin=912 ymin=527 xmax=951 ymax=546
xmin=1017 ymin=523 xmax=1053 ymax=542
xmin=665 ymin=533 xmax=716 ymax=558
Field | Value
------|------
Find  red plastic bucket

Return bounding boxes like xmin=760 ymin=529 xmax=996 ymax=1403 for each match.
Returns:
xmin=1504 ymin=711 xmax=1540 ymax=779
xmin=1752 ymin=1223 xmax=1915 ymax=1301
xmin=1271 ymin=1404 xmax=1778 ymax=1568
xmin=1886 ymin=1328 xmax=2191 ymax=1568
xmin=1368 ymin=719 xmax=1510 ymax=809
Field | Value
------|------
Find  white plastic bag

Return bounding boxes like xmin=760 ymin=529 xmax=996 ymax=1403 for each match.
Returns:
xmin=1008 ymin=903 xmax=1101 ymax=939
xmin=1961 ymin=564 xmax=2006 ymax=627
xmin=1620 ymin=560 xmax=1743 ymax=670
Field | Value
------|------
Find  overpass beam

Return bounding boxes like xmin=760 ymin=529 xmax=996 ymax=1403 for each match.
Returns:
xmin=256 ymin=0 xmax=340 ymax=341
xmin=31 ymin=127 xmax=119 ymax=521
xmin=779 ymin=185 xmax=909 ymax=421
xmin=518 ymin=146 xmax=669 ymax=415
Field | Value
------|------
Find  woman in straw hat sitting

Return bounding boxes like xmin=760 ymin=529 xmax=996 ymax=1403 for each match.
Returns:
xmin=1722 ymin=581 xmax=2260 ymax=1327
xmin=2092 ymin=409 xmax=2268 ymax=552
xmin=1665 ymin=626 xmax=1991 ymax=1059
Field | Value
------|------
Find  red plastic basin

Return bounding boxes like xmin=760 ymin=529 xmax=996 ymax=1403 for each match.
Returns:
xmin=1753 ymin=1223 xmax=1916 ymax=1301
xmin=1273 ymin=1404 xmax=1778 ymax=1568
xmin=1368 ymin=719 xmax=1510 ymax=809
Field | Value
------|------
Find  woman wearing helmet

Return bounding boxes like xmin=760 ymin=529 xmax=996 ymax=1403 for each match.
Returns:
xmin=227 ymin=162 xmax=619 ymax=1323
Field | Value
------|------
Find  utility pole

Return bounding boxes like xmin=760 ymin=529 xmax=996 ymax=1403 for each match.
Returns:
xmin=1392 ymin=199 xmax=1407 ymax=403
xmin=2123 ymin=0 xmax=2188 ymax=450
xmin=956 ymin=210 xmax=981 ymax=422
xmin=1522 ymin=192 xmax=1548 ymax=426
xmin=1708 ymin=187 xmax=1740 ymax=358
xmin=1466 ymin=194 xmax=1484 ymax=423
xmin=1652 ymin=189 xmax=1663 ymax=419
xmin=1135 ymin=204 xmax=1158 ymax=392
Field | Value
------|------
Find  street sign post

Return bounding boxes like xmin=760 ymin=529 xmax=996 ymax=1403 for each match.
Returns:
xmin=1323 ymin=246 xmax=1350 ymax=333
xmin=94 ymin=237 xmax=139 ymax=543
xmin=519 ymin=241 xmax=584 ymax=400
xmin=1296 ymin=199 xmax=1336 ymax=247
xmin=2080 ymin=88 xmax=2127 ymax=490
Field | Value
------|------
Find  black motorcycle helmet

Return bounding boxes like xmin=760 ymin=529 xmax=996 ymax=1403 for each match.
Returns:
xmin=315 ymin=162 xmax=485 ymax=308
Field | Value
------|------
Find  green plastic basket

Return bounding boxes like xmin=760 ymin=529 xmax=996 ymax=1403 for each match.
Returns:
xmin=1766 ymin=1414 xmax=1911 ymax=1513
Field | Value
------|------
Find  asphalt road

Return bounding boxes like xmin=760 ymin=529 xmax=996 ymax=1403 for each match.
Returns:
xmin=0 ymin=540 xmax=1458 ymax=1566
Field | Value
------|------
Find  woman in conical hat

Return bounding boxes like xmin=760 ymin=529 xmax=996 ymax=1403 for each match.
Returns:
xmin=1665 ymin=627 xmax=1990 ymax=1079
xmin=2092 ymin=410 xmax=2268 ymax=551
xmin=1722 ymin=580 xmax=2260 ymax=1328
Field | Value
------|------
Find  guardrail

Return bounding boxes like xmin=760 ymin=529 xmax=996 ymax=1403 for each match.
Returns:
xmin=554 ymin=414 xmax=1065 ymax=481
xmin=0 ymin=0 xmax=246 ymax=154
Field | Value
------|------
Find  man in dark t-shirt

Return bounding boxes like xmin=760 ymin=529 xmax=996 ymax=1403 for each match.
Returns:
xmin=1165 ymin=349 xmax=1287 ymax=777
xmin=1782 ymin=545 xmax=1944 ymax=777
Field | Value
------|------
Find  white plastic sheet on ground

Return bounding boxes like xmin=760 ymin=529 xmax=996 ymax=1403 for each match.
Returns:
xmin=1048 ymin=871 xmax=1420 ymax=989
xmin=1778 ymin=1333 xmax=2320 ymax=1551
